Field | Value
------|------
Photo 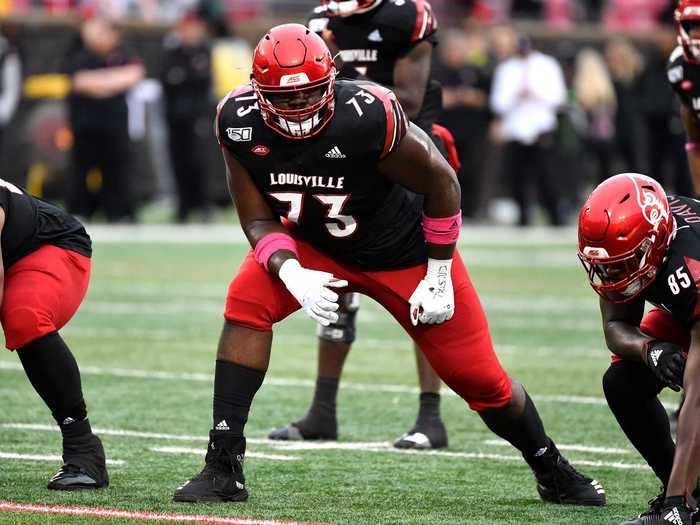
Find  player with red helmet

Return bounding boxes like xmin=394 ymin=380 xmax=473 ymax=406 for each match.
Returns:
xmin=172 ymin=24 xmax=606 ymax=506
xmin=578 ymin=173 xmax=700 ymax=524
xmin=268 ymin=0 xmax=453 ymax=452
xmin=670 ymin=0 xmax=700 ymax=194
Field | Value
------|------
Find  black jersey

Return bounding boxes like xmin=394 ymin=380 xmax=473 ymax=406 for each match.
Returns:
xmin=667 ymin=45 xmax=700 ymax=127
xmin=643 ymin=195 xmax=700 ymax=326
xmin=0 ymin=179 xmax=91 ymax=268
xmin=307 ymin=0 xmax=440 ymax=133
xmin=216 ymin=80 xmax=427 ymax=270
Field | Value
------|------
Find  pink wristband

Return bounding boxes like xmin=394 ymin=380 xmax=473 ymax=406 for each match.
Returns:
xmin=254 ymin=233 xmax=298 ymax=271
xmin=686 ymin=142 xmax=700 ymax=152
xmin=422 ymin=212 xmax=462 ymax=245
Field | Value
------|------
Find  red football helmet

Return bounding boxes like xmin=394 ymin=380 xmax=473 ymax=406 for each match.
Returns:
xmin=321 ymin=0 xmax=383 ymax=16
xmin=578 ymin=173 xmax=674 ymax=303
xmin=251 ymin=24 xmax=336 ymax=139
xmin=676 ymin=0 xmax=700 ymax=64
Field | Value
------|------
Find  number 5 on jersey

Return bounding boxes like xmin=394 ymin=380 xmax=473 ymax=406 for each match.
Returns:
xmin=269 ymin=192 xmax=357 ymax=238
xmin=668 ymin=267 xmax=692 ymax=295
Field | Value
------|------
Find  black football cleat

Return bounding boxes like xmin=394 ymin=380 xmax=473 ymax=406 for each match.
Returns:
xmin=393 ymin=419 xmax=448 ymax=450
xmin=173 ymin=432 xmax=248 ymax=503
xmin=268 ymin=413 xmax=337 ymax=441
xmin=620 ymin=496 xmax=697 ymax=525
xmin=531 ymin=441 xmax=606 ymax=507
xmin=48 ymin=433 xmax=109 ymax=490
xmin=620 ymin=494 xmax=699 ymax=525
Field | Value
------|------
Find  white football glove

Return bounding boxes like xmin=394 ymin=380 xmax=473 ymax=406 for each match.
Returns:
xmin=278 ymin=259 xmax=348 ymax=326
xmin=409 ymin=258 xmax=454 ymax=326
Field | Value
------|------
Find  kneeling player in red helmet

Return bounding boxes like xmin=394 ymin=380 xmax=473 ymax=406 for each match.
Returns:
xmin=0 ymin=179 xmax=108 ymax=490
xmin=172 ymin=23 xmax=606 ymax=506
xmin=578 ymin=174 xmax=700 ymax=524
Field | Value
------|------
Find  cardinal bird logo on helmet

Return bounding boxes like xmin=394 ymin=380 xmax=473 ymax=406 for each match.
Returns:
xmin=632 ymin=174 xmax=670 ymax=229
xmin=577 ymin=173 xmax=674 ymax=303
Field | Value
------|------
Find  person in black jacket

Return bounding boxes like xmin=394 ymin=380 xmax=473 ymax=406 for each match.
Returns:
xmin=66 ymin=17 xmax=144 ymax=222
xmin=161 ymin=13 xmax=213 ymax=223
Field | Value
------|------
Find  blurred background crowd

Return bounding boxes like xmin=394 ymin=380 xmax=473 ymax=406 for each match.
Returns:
xmin=0 ymin=0 xmax=691 ymax=225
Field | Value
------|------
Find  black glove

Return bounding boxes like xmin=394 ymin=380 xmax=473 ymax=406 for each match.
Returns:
xmin=644 ymin=340 xmax=687 ymax=392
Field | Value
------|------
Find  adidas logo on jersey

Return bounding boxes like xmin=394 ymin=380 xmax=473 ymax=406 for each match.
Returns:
xmin=325 ymin=146 xmax=347 ymax=159
xmin=368 ymin=29 xmax=383 ymax=42
xmin=215 ymin=420 xmax=230 ymax=431
xmin=664 ymin=507 xmax=685 ymax=525
xmin=650 ymin=348 xmax=663 ymax=367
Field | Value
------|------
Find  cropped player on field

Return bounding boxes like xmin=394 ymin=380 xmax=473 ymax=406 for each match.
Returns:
xmin=173 ymin=23 xmax=606 ymax=507
xmin=578 ymin=174 xmax=700 ymax=524
xmin=668 ymin=0 xmax=700 ymax=432
xmin=268 ymin=0 xmax=453 ymax=450
xmin=0 ymin=179 xmax=107 ymax=490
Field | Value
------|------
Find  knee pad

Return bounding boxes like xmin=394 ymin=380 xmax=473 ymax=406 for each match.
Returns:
xmin=2 ymin=305 xmax=55 ymax=350
xmin=316 ymin=293 xmax=360 ymax=344
xmin=603 ymin=361 xmax=662 ymax=402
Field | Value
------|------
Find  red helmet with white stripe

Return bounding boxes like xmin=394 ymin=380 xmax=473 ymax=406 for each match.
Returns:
xmin=578 ymin=173 xmax=674 ymax=303
xmin=251 ymin=24 xmax=336 ymax=139
xmin=321 ymin=0 xmax=383 ymax=16
xmin=676 ymin=0 xmax=700 ymax=64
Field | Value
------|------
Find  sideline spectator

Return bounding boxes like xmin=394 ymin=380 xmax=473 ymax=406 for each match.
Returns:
xmin=66 ymin=17 xmax=144 ymax=221
xmin=161 ymin=12 xmax=212 ymax=222
xmin=573 ymin=48 xmax=617 ymax=183
xmin=605 ymin=37 xmax=644 ymax=172
xmin=433 ymin=26 xmax=492 ymax=218
xmin=0 ymin=31 xmax=21 ymax=152
xmin=490 ymin=33 xmax=566 ymax=225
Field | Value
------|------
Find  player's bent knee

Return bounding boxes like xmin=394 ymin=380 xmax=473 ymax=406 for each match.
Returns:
xmin=445 ymin=364 xmax=513 ymax=411
xmin=316 ymin=292 xmax=360 ymax=344
xmin=1 ymin=305 xmax=56 ymax=350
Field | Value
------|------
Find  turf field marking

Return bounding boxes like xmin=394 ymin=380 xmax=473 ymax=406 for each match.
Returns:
xmin=0 ymin=451 xmax=125 ymax=465
xmin=0 ymin=501 xmax=320 ymax=525
xmin=0 ymin=361 xmax=679 ymax=410
xmin=86 ymin=223 xmax=576 ymax=247
xmin=152 ymin=446 xmax=300 ymax=461
xmin=483 ymin=439 xmax=631 ymax=455
xmin=2 ymin=423 xmax=649 ymax=470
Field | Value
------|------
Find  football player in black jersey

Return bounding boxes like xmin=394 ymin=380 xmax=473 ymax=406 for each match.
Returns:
xmin=578 ymin=174 xmax=700 ymax=524
xmin=670 ymin=0 xmax=700 ymax=195
xmin=173 ymin=23 xmax=606 ymax=508
xmin=0 ymin=179 xmax=107 ymax=490
xmin=269 ymin=0 xmax=450 ymax=451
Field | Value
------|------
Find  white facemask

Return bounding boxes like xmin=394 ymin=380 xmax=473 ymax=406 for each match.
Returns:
xmin=277 ymin=112 xmax=322 ymax=137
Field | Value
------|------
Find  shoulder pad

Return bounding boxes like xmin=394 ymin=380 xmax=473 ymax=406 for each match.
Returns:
xmin=669 ymin=45 xmax=684 ymax=65
xmin=215 ymin=84 xmax=256 ymax=146
xmin=409 ymin=0 xmax=437 ymax=43
xmin=307 ymin=6 xmax=331 ymax=33
xmin=356 ymin=81 xmax=408 ymax=158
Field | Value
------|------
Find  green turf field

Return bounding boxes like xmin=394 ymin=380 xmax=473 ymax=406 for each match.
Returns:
xmin=0 ymin=233 xmax=682 ymax=524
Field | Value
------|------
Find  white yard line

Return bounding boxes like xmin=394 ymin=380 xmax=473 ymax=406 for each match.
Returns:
xmin=483 ymin=439 xmax=631 ymax=455
xmin=0 ymin=451 xmax=124 ymax=465
xmin=1 ymin=422 xmax=648 ymax=471
xmin=152 ymin=446 xmax=299 ymax=461
xmin=0 ymin=501 xmax=320 ymax=525
xmin=85 ymin=224 xmax=576 ymax=247
xmin=0 ymin=361 xmax=679 ymax=410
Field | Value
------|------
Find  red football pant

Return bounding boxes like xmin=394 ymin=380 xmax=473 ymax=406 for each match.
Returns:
xmin=610 ymin=308 xmax=690 ymax=363
xmin=225 ymin=239 xmax=512 ymax=411
xmin=1 ymin=245 xmax=91 ymax=350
